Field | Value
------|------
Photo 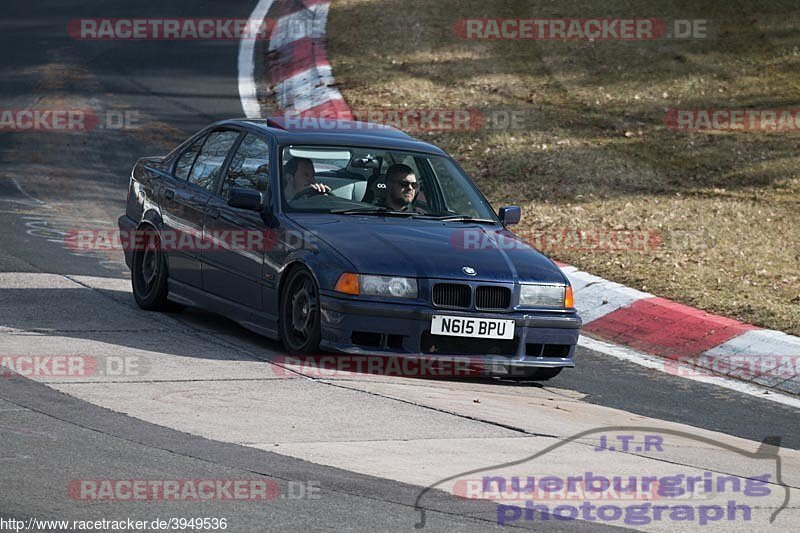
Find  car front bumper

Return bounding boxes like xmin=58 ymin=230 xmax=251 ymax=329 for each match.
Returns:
xmin=319 ymin=293 xmax=581 ymax=372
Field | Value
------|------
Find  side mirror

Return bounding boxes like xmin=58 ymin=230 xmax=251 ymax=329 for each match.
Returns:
xmin=227 ymin=188 xmax=263 ymax=211
xmin=498 ymin=206 xmax=521 ymax=226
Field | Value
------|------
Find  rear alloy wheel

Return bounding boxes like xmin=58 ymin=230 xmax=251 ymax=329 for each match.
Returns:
xmin=279 ymin=268 xmax=322 ymax=354
xmin=131 ymin=226 xmax=170 ymax=311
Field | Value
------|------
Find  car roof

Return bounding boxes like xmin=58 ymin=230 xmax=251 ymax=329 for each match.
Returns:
xmin=214 ymin=118 xmax=448 ymax=156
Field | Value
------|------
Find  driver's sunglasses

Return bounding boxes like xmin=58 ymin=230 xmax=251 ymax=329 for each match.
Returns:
xmin=396 ymin=180 xmax=418 ymax=189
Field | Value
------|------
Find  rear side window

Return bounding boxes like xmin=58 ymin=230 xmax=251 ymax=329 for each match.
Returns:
xmin=187 ymin=130 xmax=240 ymax=190
xmin=174 ymin=134 xmax=206 ymax=180
xmin=221 ymin=134 xmax=270 ymax=197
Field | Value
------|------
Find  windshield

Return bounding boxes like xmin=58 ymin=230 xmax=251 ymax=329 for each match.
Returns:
xmin=280 ymin=145 xmax=497 ymax=220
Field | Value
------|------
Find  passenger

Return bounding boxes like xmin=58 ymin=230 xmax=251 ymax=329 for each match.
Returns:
xmin=283 ymin=157 xmax=330 ymax=200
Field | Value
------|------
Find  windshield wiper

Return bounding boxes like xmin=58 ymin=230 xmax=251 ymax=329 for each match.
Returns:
xmin=431 ymin=215 xmax=497 ymax=224
xmin=330 ymin=208 xmax=417 ymax=217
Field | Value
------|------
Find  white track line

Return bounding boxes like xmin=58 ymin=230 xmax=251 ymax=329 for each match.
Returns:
xmin=238 ymin=0 xmax=275 ymax=118
xmin=579 ymin=335 xmax=800 ymax=409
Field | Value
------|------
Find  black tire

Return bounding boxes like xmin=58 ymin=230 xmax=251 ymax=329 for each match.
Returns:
xmin=506 ymin=366 xmax=563 ymax=381
xmin=131 ymin=226 xmax=170 ymax=311
xmin=279 ymin=267 xmax=322 ymax=354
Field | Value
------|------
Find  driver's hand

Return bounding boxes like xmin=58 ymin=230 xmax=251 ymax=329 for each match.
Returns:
xmin=308 ymin=183 xmax=331 ymax=193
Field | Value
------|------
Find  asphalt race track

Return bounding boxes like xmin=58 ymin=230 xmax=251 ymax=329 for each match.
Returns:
xmin=1 ymin=1 xmax=798 ymax=532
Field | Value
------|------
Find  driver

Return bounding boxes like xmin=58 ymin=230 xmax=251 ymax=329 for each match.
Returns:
xmin=378 ymin=164 xmax=419 ymax=211
xmin=283 ymin=157 xmax=330 ymax=200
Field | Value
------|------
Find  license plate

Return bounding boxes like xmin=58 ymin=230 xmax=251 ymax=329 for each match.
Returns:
xmin=430 ymin=315 xmax=515 ymax=339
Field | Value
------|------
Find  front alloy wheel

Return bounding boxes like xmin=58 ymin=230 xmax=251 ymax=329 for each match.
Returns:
xmin=279 ymin=267 xmax=322 ymax=354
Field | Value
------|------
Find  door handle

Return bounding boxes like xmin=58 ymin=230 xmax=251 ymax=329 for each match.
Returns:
xmin=164 ymin=188 xmax=175 ymax=201
xmin=206 ymin=208 xmax=220 ymax=219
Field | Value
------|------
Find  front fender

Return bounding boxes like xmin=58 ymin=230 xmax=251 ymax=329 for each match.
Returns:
xmin=277 ymin=246 xmax=354 ymax=296
xmin=276 ymin=217 xmax=358 ymax=293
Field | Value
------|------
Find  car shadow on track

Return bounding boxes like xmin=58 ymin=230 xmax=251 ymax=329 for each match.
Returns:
xmin=0 ymin=283 xmax=550 ymax=388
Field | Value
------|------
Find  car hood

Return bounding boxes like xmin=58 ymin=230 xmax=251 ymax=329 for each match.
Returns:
xmin=288 ymin=214 xmax=567 ymax=284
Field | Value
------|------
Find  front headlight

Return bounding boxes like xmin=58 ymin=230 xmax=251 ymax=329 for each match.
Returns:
xmin=519 ymin=283 xmax=568 ymax=308
xmin=361 ymin=275 xmax=418 ymax=299
xmin=334 ymin=272 xmax=418 ymax=299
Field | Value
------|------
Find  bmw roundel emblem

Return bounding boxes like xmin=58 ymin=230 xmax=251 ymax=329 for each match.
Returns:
xmin=462 ymin=266 xmax=477 ymax=276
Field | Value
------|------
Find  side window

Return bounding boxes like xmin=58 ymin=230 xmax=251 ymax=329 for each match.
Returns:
xmin=429 ymin=157 xmax=482 ymax=217
xmin=221 ymin=134 xmax=270 ymax=197
xmin=174 ymin=134 xmax=206 ymax=180
xmin=187 ymin=130 xmax=240 ymax=191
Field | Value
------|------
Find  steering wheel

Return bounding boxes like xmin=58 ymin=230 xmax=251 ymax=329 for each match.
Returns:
xmin=291 ymin=187 xmax=329 ymax=202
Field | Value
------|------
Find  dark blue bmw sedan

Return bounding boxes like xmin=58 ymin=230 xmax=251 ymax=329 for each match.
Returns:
xmin=119 ymin=118 xmax=580 ymax=380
